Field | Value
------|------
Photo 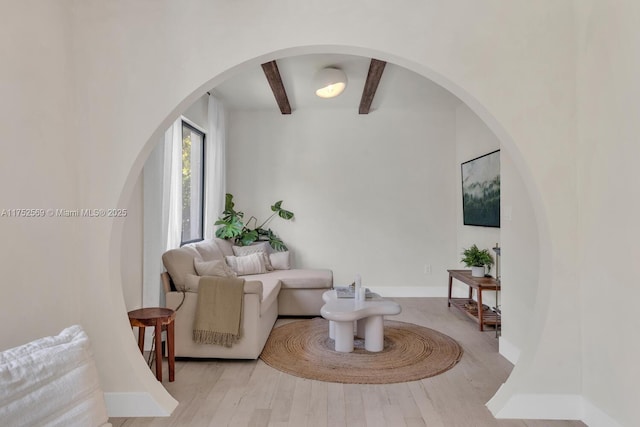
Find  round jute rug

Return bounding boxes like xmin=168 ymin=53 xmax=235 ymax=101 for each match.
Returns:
xmin=259 ymin=318 xmax=463 ymax=384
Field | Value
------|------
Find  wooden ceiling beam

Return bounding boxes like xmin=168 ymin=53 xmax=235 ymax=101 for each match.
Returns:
xmin=359 ymin=59 xmax=387 ymax=114
xmin=261 ymin=60 xmax=292 ymax=115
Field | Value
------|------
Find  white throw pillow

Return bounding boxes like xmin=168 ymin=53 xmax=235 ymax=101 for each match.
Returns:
xmin=225 ymin=253 xmax=267 ymax=276
xmin=269 ymin=251 xmax=291 ymax=270
xmin=194 ymin=259 xmax=237 ymax=278
xmin=232 ymin=243 xmax=273 ymax=270
xmin=0 ymin=325 xmax=110 ymax=427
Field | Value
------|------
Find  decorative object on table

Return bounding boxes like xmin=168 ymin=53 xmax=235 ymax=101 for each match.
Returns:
xmin=461 ymin=150 xmax=500 ymax=227
xmin=259 ymin=318 xmax=463 ymax=384
xmin=492 ymin=243 xmax=501 ymax=283
xmin=336 ymin=274 xmax=371 ymax=299
xmin=335 ymin=286 xmax=374 ymax=299
xmin=214 ymin=193 xmax=294 ymax=251
xmin=492 ymin=243 xmax=502 ymax=337
xmin=354 ymin=273 xmax=364 ymax=301
xmin=461 ymin=244 xmax=495 ymax=277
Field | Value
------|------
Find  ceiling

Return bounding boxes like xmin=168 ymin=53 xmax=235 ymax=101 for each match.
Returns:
xmin=211 ymin=53 xmax=462 ymax=112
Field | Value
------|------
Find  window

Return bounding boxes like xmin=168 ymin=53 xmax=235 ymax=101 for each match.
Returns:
xmin=181 ymin=121 xmax=205 ymax=244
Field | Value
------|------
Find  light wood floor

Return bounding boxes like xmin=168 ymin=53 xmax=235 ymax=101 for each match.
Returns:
xmin=110 ymin=298 xmax=585 ymax=427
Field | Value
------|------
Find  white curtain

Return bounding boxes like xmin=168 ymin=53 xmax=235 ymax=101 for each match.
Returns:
xmin=141 ymin=119 xmax=182 ymax=348
xmin=163 ymin=119 xmax=183 ymax=250
xmin=204 ymin=94 xmax=227 ymax=239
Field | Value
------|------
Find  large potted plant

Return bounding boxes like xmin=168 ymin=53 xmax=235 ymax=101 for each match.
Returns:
xmin=214 ymin=193 xmax=294 ymax=251
xmin=460 ymin=244 xmax=495 ymax=278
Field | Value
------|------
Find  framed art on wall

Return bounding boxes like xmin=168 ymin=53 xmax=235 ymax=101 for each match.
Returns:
xmin=461 ymin=150 xmax=500 ymax=227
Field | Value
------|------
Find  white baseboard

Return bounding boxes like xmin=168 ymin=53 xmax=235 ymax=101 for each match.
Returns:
xmin=366 ymin=286 xmax=448 ymax=298
xmin=498 ymin=336 xmax=520 ymax=364
xmin=582 ymin=398 xmax=623 ymax=427
xmin=104 ymin=392 xmax=173 ymax=417
xmin=489 ymin=393 xmax=584 ymax=420
xmin=487 ymin=392 xmax=623 ymax=426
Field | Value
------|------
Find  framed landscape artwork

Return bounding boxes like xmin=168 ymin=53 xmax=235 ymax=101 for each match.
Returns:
xmin=461 ymin=150 xmax=500 ymax=228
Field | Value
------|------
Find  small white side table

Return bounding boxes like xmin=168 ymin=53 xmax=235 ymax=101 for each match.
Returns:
xmin=320 ymin=290 xmax=401 ymax=352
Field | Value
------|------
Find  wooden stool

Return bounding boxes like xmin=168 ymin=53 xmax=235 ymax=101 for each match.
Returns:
xmin=127 ymin=307 xmax=176 ymax=382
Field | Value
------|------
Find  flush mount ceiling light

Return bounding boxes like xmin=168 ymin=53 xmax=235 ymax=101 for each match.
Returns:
xmin=313 ymin=67 xmax=348 ymax=98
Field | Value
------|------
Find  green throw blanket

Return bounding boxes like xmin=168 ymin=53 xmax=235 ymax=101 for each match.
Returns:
xmin=193 ymin=276 xmax=245 ymax=347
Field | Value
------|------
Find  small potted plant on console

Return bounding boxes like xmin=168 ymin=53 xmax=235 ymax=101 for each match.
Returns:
xmin=461 ymin=244 xmax=495 ymax=278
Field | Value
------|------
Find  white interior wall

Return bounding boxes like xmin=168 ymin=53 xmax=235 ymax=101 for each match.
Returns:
xmin=6 ymin=1 xmax=635 ymax=424
xmin=142 ymin=141 xmax=165 ymax=310
xmin=121 ymin=177 xmax=143 ymax=311
xmin=575 ymin=1 xmax=640 ymax=425
xmin=183 ymin=95 xmax=209 ymax=130
xmin=0 ymin=0 xmax=78 ymax=350
xmin=454 ymin=104 xmax=501 ymax=306
xmin=455 ymin=105 xmax=502 ymax=257
xmin=499 ymin=148 xmax=539 ymax=365
xmin=454 ymin=103 xmax=540 ymax=366
xmin=227 ymin=106 xmax=458 ymax=295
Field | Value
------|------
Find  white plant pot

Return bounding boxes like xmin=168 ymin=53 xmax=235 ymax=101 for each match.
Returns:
xmin=471 ymin=266 xmax=485 ymax=277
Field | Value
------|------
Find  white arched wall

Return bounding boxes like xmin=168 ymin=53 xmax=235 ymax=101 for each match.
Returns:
xmin=94 ymin=1 xmax=579 ymax=419
xmin=4 ymin=0 xmax=595 ymax=421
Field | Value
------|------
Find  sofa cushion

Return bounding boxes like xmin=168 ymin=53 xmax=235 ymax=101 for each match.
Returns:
xmin=276 ymin=269 xmax=333 ymax=289
xmin=193 ymin=239 xmax=225 ymax=261
xmin=233 ymin=242 xmax=273 ymax=270
xmin=194 ymin=259 xmax=237 ymax=278
xmin=225 ymin=253 xmax=267 ymax=276
xmin=245 ymin=275 xmax=281 ymax=314
xmin=185 ymin=275 xmax=261 ymax=296
xmin=162 ymin=245 xmax=201 ymax=289
xmin=242 ymin=269 xmax=332 ymax=290
xmin=269 ymin=251 xmax=291 ymax=270
xmin=184 ymin=274 xmax=200 ymax=292
xmin=243 ymin=280 xmax=264 ymax=298
xmin=184 ymin=274 xmax=264 ymax=297
xmin=213 ymin=238 xmax=234 ymax=257
xmin=186 ymin=275 xmax=278 ymax=313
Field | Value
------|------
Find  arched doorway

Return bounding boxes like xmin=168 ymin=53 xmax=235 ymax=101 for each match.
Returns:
xmin=112 ymin=45 xmax=552 ymax=418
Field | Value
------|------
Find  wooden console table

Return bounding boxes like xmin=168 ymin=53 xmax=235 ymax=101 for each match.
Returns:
xmin=447 ymin=269 xmax=501 ymax=331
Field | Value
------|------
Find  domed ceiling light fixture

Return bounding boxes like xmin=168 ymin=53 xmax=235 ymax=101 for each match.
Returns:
xmin=313 ymin=67 xmax=348 ymax=98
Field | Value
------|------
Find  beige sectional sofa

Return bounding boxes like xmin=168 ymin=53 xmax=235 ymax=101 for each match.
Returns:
xmin=161 ymin=238 xmax=332 ymax=359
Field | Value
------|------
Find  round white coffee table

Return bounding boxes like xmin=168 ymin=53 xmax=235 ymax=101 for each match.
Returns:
xmin=320 ymin=290 xmax=401 ymax=352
